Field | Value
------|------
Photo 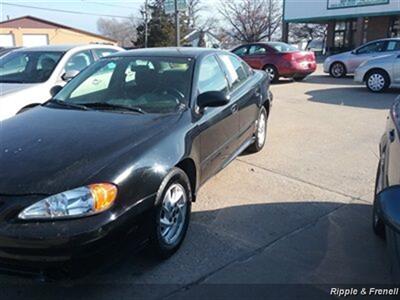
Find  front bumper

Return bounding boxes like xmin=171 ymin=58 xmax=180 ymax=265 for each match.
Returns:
xmin=0 ymin=193 xmax=155 ymax=268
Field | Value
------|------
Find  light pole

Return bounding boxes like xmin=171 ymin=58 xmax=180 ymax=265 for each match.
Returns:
xmin=174 ymin=0 xmax=180 ymax=47
xmin=144 ymin=0 xmax=149 ymax=48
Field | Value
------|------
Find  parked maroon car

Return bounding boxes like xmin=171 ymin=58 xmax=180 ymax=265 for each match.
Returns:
xmin=232 ymin=42 xmax=317 ymax=82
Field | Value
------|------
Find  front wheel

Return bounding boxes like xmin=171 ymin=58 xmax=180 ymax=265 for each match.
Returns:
xmin=329 ymin=62 xmax=346 ymax=78
xmin=149 ymin=168 xmax=192 ymax=259
xmin=366 ymin=70 xmax=390 ymax=93
xmin=247 ymin=106 xmax=268 ymax=153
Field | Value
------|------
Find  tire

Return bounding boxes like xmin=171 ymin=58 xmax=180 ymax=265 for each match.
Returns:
xmin=149 ymin=167 xmax=192 ymax=259
xmin=263 ymin=65 xmax=279 ymax=83
xmin=329 ymin=62 xmax=346 ymax=78
xmin=247 ymin=106 xmax=268 ymax=153
xmin=373 ymin=162 xmax=386 ymax=239
xmin=366 ymin=70 xmax=390 ymax=93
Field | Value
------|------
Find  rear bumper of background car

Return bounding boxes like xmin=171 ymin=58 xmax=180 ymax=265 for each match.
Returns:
xmin=280 ymin=61 xmax=317 ymax=77
xmin=0 ymin=193 xmax=156 ymax=271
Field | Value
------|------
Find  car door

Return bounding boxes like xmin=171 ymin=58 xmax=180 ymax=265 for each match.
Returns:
xmin=218 ymin=53 xmax=260 ymax=148
xmin=243 ymin=45 xmax=270 ymax=70
xmin=348 ymin=41 xmax=387 ymax=72
xmin=196 ymin=55 xmax=240 ymax=183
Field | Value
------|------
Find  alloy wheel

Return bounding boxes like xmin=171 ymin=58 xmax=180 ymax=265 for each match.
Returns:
xmin=265 ymin=67 xmax=276 ymax=82
xmin=331 ymin=63 xmax=345 ymax=78
xmin=160 ymin=183 xmax=188 ymax=245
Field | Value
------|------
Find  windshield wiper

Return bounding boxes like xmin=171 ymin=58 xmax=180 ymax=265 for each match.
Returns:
xmin=46 ymin=99 xmax=89 ymax=111
xmin=79 ymin=102 xmax=146 ymax=114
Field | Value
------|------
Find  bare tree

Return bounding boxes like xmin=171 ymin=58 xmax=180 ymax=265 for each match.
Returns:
xmin=290 ymin=23 xmax=327 ymax=43
xmin=97 ymin=16 xmax=137 ymax=47
xmin=187 ymin=0 xmax=203 ymax=29
xmin=218 ymin=0 xmax=282 ymax=43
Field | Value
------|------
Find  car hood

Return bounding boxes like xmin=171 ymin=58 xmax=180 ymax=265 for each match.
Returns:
xmin=0 ymin=83 xmax=40 ymax=96
xmin=0 ymin=106 xmax=181 ymax=195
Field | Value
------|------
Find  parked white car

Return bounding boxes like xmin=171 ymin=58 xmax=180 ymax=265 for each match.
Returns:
xmin=323 ymin=38 xmax=400 ymax=78
xmin=354 ymin=53 xmax=400 ymax=93
xmin=0 ymin=44 xmax=123 ymax=121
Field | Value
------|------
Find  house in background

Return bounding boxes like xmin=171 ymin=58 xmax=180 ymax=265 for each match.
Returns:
xmin=0 ymin=15 xmax=117 ymax=47
xmin=183 ymin=29 xmax=221 ymax=48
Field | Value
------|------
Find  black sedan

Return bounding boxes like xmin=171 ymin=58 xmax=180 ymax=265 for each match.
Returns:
xmin=0 ymin=48 xmax=271 ymax=269
xmin=373 ymin=97 xmax=400 ymax=283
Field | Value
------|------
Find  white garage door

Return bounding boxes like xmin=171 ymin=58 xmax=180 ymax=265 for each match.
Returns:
xmin=22 ymin=34 xmax=48 ymax=47
xmin=0 ymin=34 xmax=14 ymax=47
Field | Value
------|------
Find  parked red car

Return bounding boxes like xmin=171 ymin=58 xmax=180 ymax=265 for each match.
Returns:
xmin=232 ymin=42 xmax=317 ymax=82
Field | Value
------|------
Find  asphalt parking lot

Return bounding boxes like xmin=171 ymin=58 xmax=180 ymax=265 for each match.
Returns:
xmin=0 ymin=65 xmax=399 ymax=299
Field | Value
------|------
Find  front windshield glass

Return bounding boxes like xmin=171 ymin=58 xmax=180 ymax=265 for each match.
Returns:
xmin=54 ymin=56 xmax=194 ymax=114
xmin=267 ymin=42 xmax=298 ymax=52
xmin=0 ymin=51 xmax=64 ymax=83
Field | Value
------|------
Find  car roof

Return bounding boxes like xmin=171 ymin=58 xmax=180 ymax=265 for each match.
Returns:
xmin=14 ymin=44 xmax=120 ymax=52
xmin=110 ymin=47 xmax=225 ymax=59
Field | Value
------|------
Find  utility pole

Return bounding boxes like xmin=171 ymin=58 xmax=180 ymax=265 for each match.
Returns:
xmin=144 ymin=0 xmax=149 ymax=48
xmin=174 ymin=0 xmax=180 ymax=47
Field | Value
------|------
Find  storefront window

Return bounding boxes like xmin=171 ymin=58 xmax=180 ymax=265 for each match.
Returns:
xmin=333 ymin=20 xmax=356 ymax=51
xmin=389 ymin=16 xmax=400 ymax=37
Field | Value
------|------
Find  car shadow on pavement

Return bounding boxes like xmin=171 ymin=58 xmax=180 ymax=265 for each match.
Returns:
xmin=306 ymin=87 xmax=399 ymax=109
xmin=0 ymin=201 xmax=393 ymax=300
xmin=303 ymin=75 xmax=356 ymax=86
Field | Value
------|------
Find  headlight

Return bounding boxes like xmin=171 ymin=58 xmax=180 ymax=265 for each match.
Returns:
xmin=18 ymin=183 xmax=118 ymax=220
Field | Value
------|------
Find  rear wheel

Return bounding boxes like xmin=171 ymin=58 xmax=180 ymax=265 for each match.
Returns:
xmin=366 ymin=70 xmax=390 ymax=93
xmin=263 ymin=65 xmax=279 ymax=83
xmin=149 ymin=168 xmax=192 ymax=259
xmin=373 ymin=162 xmax=386 ymax=239
xmin=247 ymin=106 xmax=268 ymax=153
xmin=329 ymin=62 xmax=346 ymax=78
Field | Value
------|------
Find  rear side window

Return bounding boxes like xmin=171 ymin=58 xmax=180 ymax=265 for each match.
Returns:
xmin=248 ymin=45 xmax=268 ymax=55
xmin=219 ymin=54 xmax=248 ymax=90
xmin=233 ymin=46 xmax=248 ymax=57
xmin=198 ymin=55 xmax=229 ymax=94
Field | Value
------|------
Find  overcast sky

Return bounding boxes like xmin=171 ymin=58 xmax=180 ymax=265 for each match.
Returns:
xmin=0 ymin=0 xmax=216 ymax=34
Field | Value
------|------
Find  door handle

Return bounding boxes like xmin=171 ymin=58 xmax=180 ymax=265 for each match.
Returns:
xmin=231 ymin=104 xmax=238 ymax=114
xmin=389 ymin=129 xmax=396 ymax=143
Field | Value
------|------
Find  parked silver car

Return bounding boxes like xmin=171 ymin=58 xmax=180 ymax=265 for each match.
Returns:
xmin=354 ymin=53 xmax=400 ymax=93
xmin=0 ymin=44 xmax=123 ymax=121
xmin=323 ymin=38 xmax=400 ymax=78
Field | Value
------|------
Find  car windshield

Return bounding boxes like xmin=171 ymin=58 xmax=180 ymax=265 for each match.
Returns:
xmin=53 ymin=56 xmax=194 ymax=114
xmin=268 ymin=42 xmax=298 ymax=52
xmin=0 ymin=51 xmax=64 ymax=83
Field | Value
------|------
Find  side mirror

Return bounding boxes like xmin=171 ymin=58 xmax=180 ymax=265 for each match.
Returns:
xmin=50 ymin=85 xmax=63 ymax=97
xmin=61 ymin=69 xmax=80 ymax=82
xmin=197 ymin=91 xmax=229 ymax=109
xmin=376 ymin=186 xmax=400 ymax=234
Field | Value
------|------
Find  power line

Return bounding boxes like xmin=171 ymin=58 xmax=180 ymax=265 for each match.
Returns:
xmin=82 ymin=1 xmax=138 ymax=10
xmin=1 ymin=2 xmax=135 ymax=19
